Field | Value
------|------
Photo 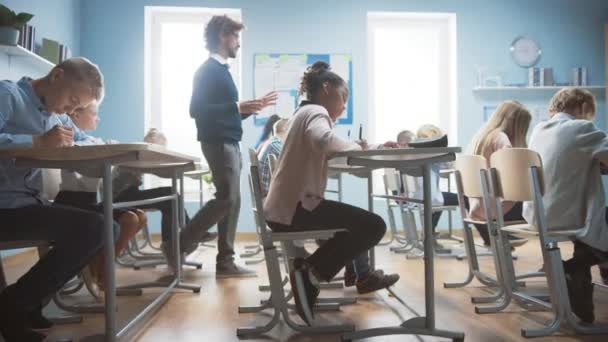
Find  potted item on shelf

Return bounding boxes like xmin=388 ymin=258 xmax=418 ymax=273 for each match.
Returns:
xmin=0 ymin=5 xmax=33 ymax=46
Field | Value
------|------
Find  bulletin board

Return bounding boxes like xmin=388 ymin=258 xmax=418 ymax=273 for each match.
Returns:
xmin=253 ymin=53 xmax=353 ymax=125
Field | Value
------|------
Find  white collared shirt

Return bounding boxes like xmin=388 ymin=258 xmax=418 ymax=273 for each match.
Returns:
xmin=210 ymin=53 xmax=228 ymax=66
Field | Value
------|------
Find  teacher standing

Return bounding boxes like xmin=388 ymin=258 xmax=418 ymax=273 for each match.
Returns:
xmin=187 ymin=15 xmax=277 ymax=278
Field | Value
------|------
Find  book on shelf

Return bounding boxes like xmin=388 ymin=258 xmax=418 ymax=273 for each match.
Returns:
xmin=39 ymin=38 xmax=61 ymax=64
xmin=59 ymin=44 xmax=71 ymax=63
xmin=17 ymin=24 xmax=36 ymax=52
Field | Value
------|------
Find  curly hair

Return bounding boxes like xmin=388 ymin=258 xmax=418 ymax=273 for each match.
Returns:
xmin=204 ymin=15 xmax=244 ymax=52
xmin=299 ymin=61 xmax=347 ymax=100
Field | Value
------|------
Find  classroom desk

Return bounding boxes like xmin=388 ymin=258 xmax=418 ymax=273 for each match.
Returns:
xmin=333 ymin=147 xmax=464 ymax=342
xmin=0 ymin=143 xmax=200 ymax=342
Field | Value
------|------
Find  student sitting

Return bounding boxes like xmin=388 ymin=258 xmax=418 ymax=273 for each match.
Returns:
xmin=255 ymin=114 xmax=281 ymax=154
xmin=469 ymin=101 xmax=530 ymax=248
xmin=0 ymin=57 xmax=106 ymax=341
xmin=53 ymin=101 xmax=146 ymax=298
xmin=112 ymin=129 xmax=216 ymax=270
xmin=410 ymin=124 xmax=460 ymax=234
xmin=396 ymin=129 xmax=416 ymax=148
xmin=259 ymin=117 xmax=382 ymax=288
xmin=523 ymin=88 xmax=608 ymax=323
xmin=258 ymin=118 xmax=288 ymax=196
xmin=264 ymin=61 xmax=400 ymax=324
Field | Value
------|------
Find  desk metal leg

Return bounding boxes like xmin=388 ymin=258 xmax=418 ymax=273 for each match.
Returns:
xmin=103 ymin=161 xmax=117 ymax=341
xmin=199 ymin=177 xmax=204 ymax=209
xmin=342 ymin=164 xmax=464 ymax=342
xmin=337 ymin=173 xmax=343 ymax=202
xmin=422 ymin=165 xmax=435 ymax=329
xmin=367 ymin=171 xmax=375 ymax=270
xmin=176 ymin=173 xmax=202 ymax=292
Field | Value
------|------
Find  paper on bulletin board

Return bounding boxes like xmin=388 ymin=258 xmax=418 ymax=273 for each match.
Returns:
xmin=257 ymin=91 xmax=297 ymax=118
xmin=330 ymin=54 xmax=351 ymax=120
xmin=254 ymin=53 xmax=354 ymax=125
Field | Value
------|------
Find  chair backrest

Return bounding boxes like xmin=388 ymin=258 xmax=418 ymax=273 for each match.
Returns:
xmin=268 ymin=154 xmax=278 ymax=176
xmin=383 ymin=168 xmax=400 ymax=193
xmin=490 ymin=148 xmax=543 ymax=202
xmin=454 ymin=155 xmax=488 ymax=198
xmin=249 ymin=164 xmax=273 ymax=247
xmin=248 ymin=148 xmax=259 ymax=167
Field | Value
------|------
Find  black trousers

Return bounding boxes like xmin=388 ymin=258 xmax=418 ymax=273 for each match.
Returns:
xmin=431 ymin=192 xmax=461 ymax=230
xmin=471 ymin=202 xmax=523 ymax=246
xmin=268 ymin=200 xmax=386 ymax=281
xmin=563 ymin=209 xmax=608 ymax=273
xmin=0 ymin=204 xmax=105 ymax=313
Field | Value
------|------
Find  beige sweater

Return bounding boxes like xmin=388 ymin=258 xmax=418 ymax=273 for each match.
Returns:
xmin=263 ymin=104 xmax=361 ymax=226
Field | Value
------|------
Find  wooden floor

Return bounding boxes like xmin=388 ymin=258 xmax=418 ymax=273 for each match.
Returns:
xmin=3 ymin=235 xmax=608 ymax=342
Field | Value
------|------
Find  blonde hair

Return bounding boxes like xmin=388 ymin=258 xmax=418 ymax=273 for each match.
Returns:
xmin=144 ymin=128 xmax=167 ymax=146
xmin=548 ymin=87 xmax=596 ymax=119
xmin=53 ymin=57 xmax=104 ymax=102
xmin=272 ymin=118 xmax=289 ymax=135
xmin=396 ymin=130 xmax=416 ymax=145
xmin=417 ymin=124 xmax=443 ymax=139
xmin=470 ymin=101 xmax=531 ymax=155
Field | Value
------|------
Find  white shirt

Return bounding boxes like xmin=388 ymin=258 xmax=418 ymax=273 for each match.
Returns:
xmin=59 ymin=136 xmax=106 ymax=193
xmin=523 ymin=112 xmax=608 ymax=251
xmin=210 ymin=53 xmax=228 ymax=66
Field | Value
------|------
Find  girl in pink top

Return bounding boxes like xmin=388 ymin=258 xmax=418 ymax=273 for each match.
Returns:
xmin=467 ymin=101 xmax=532 ymax=246
xmin=264 ymin=61 xmax=399 ymax=325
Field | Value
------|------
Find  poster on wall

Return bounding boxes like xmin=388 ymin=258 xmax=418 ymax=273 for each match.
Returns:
xmin=253 ymin=53 xmax=353 ymax=125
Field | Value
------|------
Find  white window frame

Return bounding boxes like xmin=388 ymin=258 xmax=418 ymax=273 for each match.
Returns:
xmin=367 ymin=11 xmax=458 ymax=144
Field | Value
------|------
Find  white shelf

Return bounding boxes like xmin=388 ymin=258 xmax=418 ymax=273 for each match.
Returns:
xmin=0 ymin=44 xmax=54 ymax=71
xmin=473 ymin=85 xmax=606 ymax=92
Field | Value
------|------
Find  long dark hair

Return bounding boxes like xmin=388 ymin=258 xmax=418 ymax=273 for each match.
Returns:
xmin=254 ymin=114 xmax=280 ymax=149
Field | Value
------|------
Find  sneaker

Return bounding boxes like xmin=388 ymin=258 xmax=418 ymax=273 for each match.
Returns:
xmin=27 ymin=306 xmax=53 ymax=331
xmin=216 ymin=263 xmax=257 ymax=279
xmin=289 ymin=258 xmax=320 ymax=326
xmin=600 ymin=265 xmax=608 ymax=286
xmin=0 ymin=287 xmax=47 ymax=342
xmin=564 ymin=263 xmax=595 ymax=323
xmin=356 ymin=270 xmax=400 ymax=294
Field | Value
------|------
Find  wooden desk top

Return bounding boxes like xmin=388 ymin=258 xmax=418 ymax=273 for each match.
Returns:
xmin=0 ymin=143 xmax=199 ymax=169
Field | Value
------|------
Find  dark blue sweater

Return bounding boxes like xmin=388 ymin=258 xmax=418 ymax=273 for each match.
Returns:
xmin=189 ymin=58 xmax=251 ymax=143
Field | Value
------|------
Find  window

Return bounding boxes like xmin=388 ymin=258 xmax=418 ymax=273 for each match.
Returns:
xmin=367 ymin=12 xmax=457 ymax=192
xmin=144 ymin=6 xmax=242 ymax=199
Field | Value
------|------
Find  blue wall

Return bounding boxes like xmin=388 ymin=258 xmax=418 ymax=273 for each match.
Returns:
xmin=0 ymin=0 xmax=81 ymax=257
xmin=0 ymin=0 xmax=81 ymax=55
xmin=77 ymin=0 xmax=608 ymax=233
